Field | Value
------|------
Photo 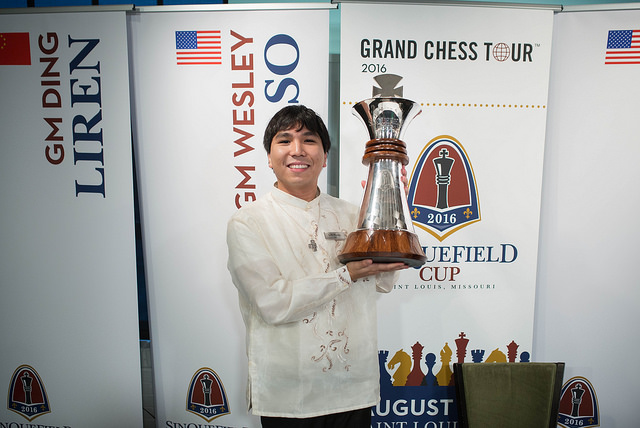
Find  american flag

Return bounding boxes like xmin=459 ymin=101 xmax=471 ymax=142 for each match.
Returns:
xmin=605 ymin=30 xmax=640 ymax=65
xmin=175 ymin=30 xmax=221 ymax=66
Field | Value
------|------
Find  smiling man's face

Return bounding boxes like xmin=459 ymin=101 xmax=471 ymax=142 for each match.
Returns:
xmin=267 ymin=125 xmax=327 ymax=202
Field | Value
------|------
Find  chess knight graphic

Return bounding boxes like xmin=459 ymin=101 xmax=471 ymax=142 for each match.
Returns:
xmin=409 ymin=135 xmax=480 ymax=241
xmin=7 ymin=365 xmax=51 ymax=421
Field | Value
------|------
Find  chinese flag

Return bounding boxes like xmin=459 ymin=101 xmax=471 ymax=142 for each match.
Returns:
xmin=0 ymin=32 xmax=31 ymax=65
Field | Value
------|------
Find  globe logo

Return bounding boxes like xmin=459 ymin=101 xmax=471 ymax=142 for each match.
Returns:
xmin=493 ymin=42 xmax=510 ymax=61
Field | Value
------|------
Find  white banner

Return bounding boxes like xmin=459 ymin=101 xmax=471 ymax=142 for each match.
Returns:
xmin=340 ymin=3 xmax=553 ymax=425
xmin=129 ymin=6 xmax=330 ymax=427
xmin=536 ymin=7 xmax=640 ymax=428
xmin=0 ymin=11 xmax=142 ymax=427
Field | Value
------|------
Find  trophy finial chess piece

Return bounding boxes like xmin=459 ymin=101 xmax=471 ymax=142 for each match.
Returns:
xmin=338 ymin=97 xmax=426 ymax=267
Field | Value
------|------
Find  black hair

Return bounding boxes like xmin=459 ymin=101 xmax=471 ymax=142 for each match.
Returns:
xmin=263 ymin=105 xmax=331 ymax=154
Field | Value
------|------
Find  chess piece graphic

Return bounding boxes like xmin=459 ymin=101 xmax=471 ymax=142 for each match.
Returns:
xmin=20 ymin=371 xmax=33 ymax=405
xmin=455 ymin=332 xmax=469 ymax=364
xmin=406 ymin=342 xmax=425 ymax=386
xmin=420 ymin=353 xmax=438 ymax=386
xmin=378 ymin=350 xmax=393 ymax=387
xmin=485 ymin=348 xmax=507 ymax=363
xmin=388 ymin=349 xmax=411 ymax=386
xmin=433 ymin=148 xmax=455 ymax=209
xmin=471 ymin=349 xmax=485 ymax=363
xmin=571 ymin=383 xmax=585 ymax=417
xmin=201 ymin=374 xmax=213 ymax=406
xmin=435 ymin=343 xmax=453 ymax=387
xmin=507 ymin=340 xmax=519 ymax=363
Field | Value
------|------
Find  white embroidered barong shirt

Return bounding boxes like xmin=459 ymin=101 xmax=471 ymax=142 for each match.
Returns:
xmin=226 ymin=187 xmax=395 ymax=418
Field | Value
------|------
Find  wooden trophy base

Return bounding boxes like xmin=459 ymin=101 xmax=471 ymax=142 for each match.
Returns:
xmin=338 ymin=229 xmax=426 ymax=268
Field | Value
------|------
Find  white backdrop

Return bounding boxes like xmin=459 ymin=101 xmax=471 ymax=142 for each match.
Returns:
xmin=0 ymin=10 xmax=143 ymax=427
xmin=340 ymin=3 xmax=554 ymax=425
xmin=128 ymin=5 xmax=331 ymax=426
xmin=3 ymin=3 xmax=639 ymax=427
xmin=535 ymin=6 xmax=640 ymax=427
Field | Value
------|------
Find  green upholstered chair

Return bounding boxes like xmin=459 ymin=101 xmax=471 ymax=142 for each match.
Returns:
xmin=454 ymin=362 xmax=565 ymax=428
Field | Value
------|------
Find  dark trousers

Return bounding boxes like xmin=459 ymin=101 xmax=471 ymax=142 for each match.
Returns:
xmin=260 ymin=407 xmax=371 ymax=428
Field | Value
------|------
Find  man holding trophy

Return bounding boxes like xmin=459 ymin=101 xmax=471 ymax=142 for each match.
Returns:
xmin=227 ymin=102 xmax=421 ymax=427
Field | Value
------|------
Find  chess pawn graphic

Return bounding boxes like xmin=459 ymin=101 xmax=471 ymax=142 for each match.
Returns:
xmin=338 ymin=97 xmax=426 ymax=267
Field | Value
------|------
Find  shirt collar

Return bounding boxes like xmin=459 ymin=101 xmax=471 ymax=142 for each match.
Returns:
xmin=271 ymin=184 xmax=321 ymax=209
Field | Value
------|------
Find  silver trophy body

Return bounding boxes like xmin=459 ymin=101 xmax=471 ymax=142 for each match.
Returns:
xmin=339 ymin=97 xmax=426 ymax=267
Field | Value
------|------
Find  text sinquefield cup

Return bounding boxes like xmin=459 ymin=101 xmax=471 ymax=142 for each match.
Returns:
xmin=338 ymin=97 xmax=426 ymax=268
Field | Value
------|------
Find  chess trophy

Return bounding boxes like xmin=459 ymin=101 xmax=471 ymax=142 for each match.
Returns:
xmin=338 ymin=97 xmax=426 ymax=267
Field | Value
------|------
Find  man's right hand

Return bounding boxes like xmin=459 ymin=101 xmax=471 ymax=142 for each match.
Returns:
xmin=346 ymin=259 xmax=408 ymax=281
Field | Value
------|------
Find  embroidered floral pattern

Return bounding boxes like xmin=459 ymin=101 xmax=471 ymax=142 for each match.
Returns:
xmin=298 ymin=201 xmax=351 ymax=372
xmin=337 ymin=266 xmax=350 ymax=286
xmin=302 ymin=312 xmax=317 ymax=324
xmin=307 ymin=298 xmax=351 ymax=372
xmin=310 ymin=328 xmax=350 ymax=372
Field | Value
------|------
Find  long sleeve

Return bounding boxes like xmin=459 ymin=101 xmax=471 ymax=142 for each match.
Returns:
xmin=227 ymin=214 xmax=352 ymax=325
xmin=376 ymin=271 xmax=397 ymax=293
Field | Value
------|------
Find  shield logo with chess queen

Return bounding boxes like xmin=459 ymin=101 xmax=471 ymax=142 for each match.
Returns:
xmin=408 ymin=135 xmax=480 ymax=241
